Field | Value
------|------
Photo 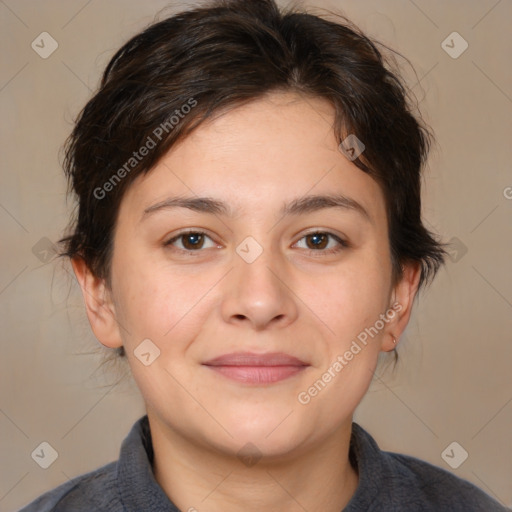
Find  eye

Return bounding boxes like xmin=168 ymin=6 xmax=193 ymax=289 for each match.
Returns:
xmin=294 ymin=231 xmax=348 ymax=254
xmin=164 ymin=230 xmax=217 ymax=252
xmin=163 ymin=230 xmax=348 ymax=255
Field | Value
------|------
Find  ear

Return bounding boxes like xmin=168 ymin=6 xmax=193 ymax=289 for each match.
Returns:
xmin=71 ymin=256 xmax=124 ymax=349
xmin=381 ymin=262 xmax=422 ymax=352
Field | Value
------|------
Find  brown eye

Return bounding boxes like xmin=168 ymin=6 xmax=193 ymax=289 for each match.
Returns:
xmin=181 ymin=233 xmax=205 ymax=250
xmin=295 ymin=231 xmax=348 ymax=254
xmin=165 ymin=231 xmax=216 ymax=252
xmin=305 ymin=232 xmax=329 ymax=250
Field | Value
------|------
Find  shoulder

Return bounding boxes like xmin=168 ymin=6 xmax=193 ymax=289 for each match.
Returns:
xmin=382 ymin=451 xmax=509 ymax=511
xmin=18 ymin=415 xmax=175 ymax=512
xmin=17 ymin=461 xmax=122 ymax=512
xmin=347 ymin=423 xmax=510 ymax=512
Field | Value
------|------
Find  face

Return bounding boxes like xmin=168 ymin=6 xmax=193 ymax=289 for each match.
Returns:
xmin=77 ymin=91 xmax=418 ymax=458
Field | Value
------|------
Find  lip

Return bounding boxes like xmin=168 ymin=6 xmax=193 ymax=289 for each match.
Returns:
xmin=204 ymin=352 xmax=308 ymax=367
xmin=202 ymin=352 xmax=309 ymax=384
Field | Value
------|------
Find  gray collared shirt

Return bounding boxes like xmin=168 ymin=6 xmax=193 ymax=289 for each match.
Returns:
xmin=19 ymin=415 xmax=510 ymax=511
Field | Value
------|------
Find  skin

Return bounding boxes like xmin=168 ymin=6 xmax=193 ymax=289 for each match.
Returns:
xmin=73 ymin=91 xmax=421 ymax=512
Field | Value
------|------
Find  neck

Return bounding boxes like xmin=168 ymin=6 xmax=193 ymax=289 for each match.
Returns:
xmin=148 ymin=413 xmax=359 ymax=512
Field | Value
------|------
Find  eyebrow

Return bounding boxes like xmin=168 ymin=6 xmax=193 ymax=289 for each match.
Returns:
xmin=141 ymin=193 xmax=371 ymax=223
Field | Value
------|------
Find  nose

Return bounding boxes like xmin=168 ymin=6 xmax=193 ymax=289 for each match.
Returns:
xmin=220 ymin=246 xmax=299 ymax=331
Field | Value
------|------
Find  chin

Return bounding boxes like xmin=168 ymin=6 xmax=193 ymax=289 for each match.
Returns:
xmin=218 ymin=405 xmax=309 ymax=450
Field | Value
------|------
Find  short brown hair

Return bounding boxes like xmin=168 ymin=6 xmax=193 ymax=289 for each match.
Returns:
xmin=60 ymin=0 xmax=447 ymax=302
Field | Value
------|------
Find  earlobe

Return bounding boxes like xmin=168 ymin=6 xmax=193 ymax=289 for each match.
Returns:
xmin=381 ymin=262 xmax=422 ymax=352
xmin=71 ymin=257 xmax=124 ymax=349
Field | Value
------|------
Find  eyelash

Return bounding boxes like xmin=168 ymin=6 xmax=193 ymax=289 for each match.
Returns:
xmin=163 ymin=229 xmax=349 ymax=256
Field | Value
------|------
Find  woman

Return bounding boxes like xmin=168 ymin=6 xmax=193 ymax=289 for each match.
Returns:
xmin=20 ymin=0 xmax=509 ymax=510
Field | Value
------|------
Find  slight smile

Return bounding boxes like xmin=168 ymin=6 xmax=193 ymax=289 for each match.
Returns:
xmin=202 ymin=352 xmax=310 ymax=384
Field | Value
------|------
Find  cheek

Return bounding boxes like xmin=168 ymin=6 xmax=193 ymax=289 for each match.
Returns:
xmin=316 ymin=253 xmax=391 ymax=335
xmin=297 ymin=263 xmax=390 ymax=425
xmin=113 ymin=257 xmax=215 ymax=349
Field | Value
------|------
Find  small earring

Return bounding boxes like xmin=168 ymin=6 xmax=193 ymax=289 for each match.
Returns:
xmin=392 ymin=336 xmax=397 ymax=344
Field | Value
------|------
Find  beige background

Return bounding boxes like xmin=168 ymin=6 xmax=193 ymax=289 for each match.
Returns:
xmin=1 ymin=0 xmax=511 ymax=510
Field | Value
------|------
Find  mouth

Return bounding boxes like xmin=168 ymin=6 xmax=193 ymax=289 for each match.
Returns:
xmin=202 ymin=352 xmax=309 ymax=384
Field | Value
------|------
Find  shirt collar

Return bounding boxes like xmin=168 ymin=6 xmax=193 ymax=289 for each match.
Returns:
xmin=344 ymin=422 xmax=384 ymax=510
xmin=116 ymin=415 xmax=180 ymax=511
xmin=115 ymin=415 xmax=381 ymax=511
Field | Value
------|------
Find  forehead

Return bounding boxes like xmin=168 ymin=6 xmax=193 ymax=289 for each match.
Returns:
xmin=119 ymin=92 xmax=386 ymax=227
